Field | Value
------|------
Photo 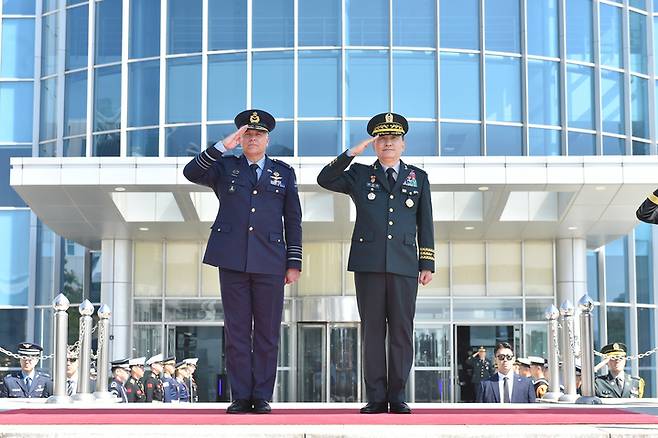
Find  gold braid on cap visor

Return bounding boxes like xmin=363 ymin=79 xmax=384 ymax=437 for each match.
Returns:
xmin=372 ymin=123 xmax=405 ymax=136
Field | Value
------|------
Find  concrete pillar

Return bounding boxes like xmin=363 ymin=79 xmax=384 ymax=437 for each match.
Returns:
xmin=100 ymin=239 xmax=132 ymax=360
xmin=556 ymin=238 xmax=588 ymax=308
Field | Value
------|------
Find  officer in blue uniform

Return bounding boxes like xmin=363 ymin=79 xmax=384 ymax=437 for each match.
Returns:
xmin=175 ymin=361 xmax=190 ymax=402
xmin=0 ymin=343 xmax=52 ymax=398
xmin=108 ymin=358 xmax=129 ymax=403
xmin=184 ymin=109 xmax=302 ymax=414
xmin=317 ymin=113 xmax=435 ymax=414
xmin=161 ymin=356 xmax=180 ymax=403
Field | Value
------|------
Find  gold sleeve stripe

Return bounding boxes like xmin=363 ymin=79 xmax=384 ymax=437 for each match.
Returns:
xmin=419 ymin=247 xmax=435 ymax=252
xmin=420 ymin=255 xmax=435 ymax=261
xmin=648 ymin=193 xmax=658 ymax=205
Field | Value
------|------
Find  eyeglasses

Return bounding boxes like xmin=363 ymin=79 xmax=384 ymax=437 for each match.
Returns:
xmin=497 ymin=354 xmax=514 ymax=361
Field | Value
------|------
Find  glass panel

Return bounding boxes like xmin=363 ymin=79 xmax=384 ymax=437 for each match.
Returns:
xmin=635 ymin=223 xmax=654 ymax=304
xmin=638 ymin=307 xmax=656 ymax=397
xmin=134 ymin=241 xmax=163 ymax=297
xmin=405 ymin=121 xmax=437 ymax=156
xmin=439 ymin=0 xmax=478 ymax=50
xmin=414 ymin=298 xmax=450 ymax=321
xmin=3 ymin=0 xmax=35 ymax=14
xmin=298 ymin=120 xmax=341 ymax=156
xmin=63 ymin=136 xmax=85 ymax=157
xmin=329 ymin=326 xmax=358 ymax=402
xmin=606 ymin=306 xmax=631 ymax=347
xmin=528 ymin=128 xmax=561 ymax=156
xmin=566 ymin=0 xmax=593 ymax=62
xmin=452 ymin=241 xmax=485 ymax=296
xmin=0 ymin=309 xmax=27 ymax=364
xmin=165 ymin=125 xmax=201 ymax=156
xmin=298 ymin=242 xmax=342 ymax=295
xmin=165 ymin=300 xmax=224 ymax=321
xmin=346 ymin=50 xmax=388 ymax=117
xmin=35 ymin=221 xmax=55 ymax=305
xmin=129 ymin=0 xmax=160 ymax=59
xmin=486 ymin=124 xmax=521 ymax=156
xmin=166 ymin=56 xmax=201 ymax=123
xmin=524 ymin=324 xmax=548 ymax=357
xmin=166 ymin=242 xmax=199 ymax=296
xmin=629 ymin=12 xmax=647 ymax=74
xmin=299 ymin=0 xmax=339 ymax=46
xmin=0 ymin=146 xmax=29 ymax=206
xmin=252 ymin=0 xmax=293 ymax=48
xmin=587 ymin=250 xmax=599 ymax=301
xmin=64 ymin=71 xmax=87 ymax=137
xmin=252 ymin=51 xmax=293 ymax=118
xmin=605 ymin=236 xmax=629 ymax=303
xmin=89 ymin=251 xmax=101 ymax=302
xmin=128 ymin=128 xmax=158 ymax=157
xmin=299 ymin=50 xmax=340 ymax=117
xmin=133 ymin=325 xmax=162 ymax=360
xmin=655 ymin=17 xmax=658 ymax=74
xmin=95 ymin=0 xmax=121 ymax=65
xmin=600 ymin=4 xmax=622 ymax=69
xmin=453 ymin=298 xmax=523 ymax=320
xmin=1 ymin=18 xmax=35 ymax=78
xmin=298 ymin=324 xmax=326 ymax=402
xmin=601 ymin=69 xmax=624 ymax=134
xmin=632 ymin=76 xmax=649 ymax=139
xmin=485 ymin=0 xmax=520 ymax=53
xmin=167 ymin=0 xmax=202 ymax=54
xmin=487 ymin=242 xmax=521 ymax=295
xmin=39 ymin=78 xmax=57 ymax=141
xmin=524 ymin=241 xmax=553 ymax=296
xmin=33 ymin=308 xmax=53 ymax=371
xmin=346 ymin=119 xmax=371 ymax=156
xmin=270 ymin=121 xmax=294 ymax=157
xmin=440 ymin=52 xmax=479 ymax=120
xmin=208 ymin=53 xmax=247 ymax=121
xmin=92 ymin=132 xmax=119 ymax=156
xmin=568 ymin=131 xmax=595 ymax=156
xmin=393 ymin=50 xmax=436 ymax=118
xmin=633 ymin=140 xmax=651 ymax=155
xmin=528 ymin=60 xmax=560 ymax=126
xmin=414 ymin=326 xmax=450 ymax=367
xmin=65 ymin=5 xmax=87 ymax=71
xmin=440 ymin=122 xmax=480 ymax=156
xmin=0 ymin=210 xmax=30 ymax=305
xmin=94 ymin=64 xmax=121 ymax=131
xmin=134 ymin=300 xmax=162 ymax=322
xmin=603 ymin=136 xmax=625 ymax=155
xmin=414 ymin=370 xmax=451 ymax=402
xmin=486 ymin=56 xmax=521 ymax=122
xmin=630 ymin=0 xmax=646 ymax=9
xmin=41 ymin=12 xmax=57 ymax=76
xmin=208 ymin=0 xmax=246 ymax=50
xmin=526 ymin=300 xmax=554 ymax=322
xmin=128 ymin=60 xmax=159 ymax=127
xmin=347 ymin=0 xmax=388 ymax=46
xmin=61 ymin=239 xmax=84 ymax=303
xmin=393 ymin=0 xmax=435 ymax=47
xmin=39 ymin=141 xmax=56 ymax=157
xmin=419 ymin=242 xmax=449 ymax=296
xmin=66 ymin=0 xmax=85 ymax=5
xmin=207 ymin=123 xmax=234 ymax=149
xmin=0 ymin=82 xmax=33 ymax=142
xmin=567 ymin=64 xmax=594 ymax=130
xmin=527 ymin=0 xmax=558 ymax=57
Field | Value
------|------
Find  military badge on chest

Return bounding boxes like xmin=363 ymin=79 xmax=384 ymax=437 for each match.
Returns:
xmin=402 ymin=170 xmax=418 ymax=208
xmin=228 ymin=169 xmax=240 ymax=193
xmin=366 ymin=175 xmax=379 ymax=200
xmin=270 ymin=170 xmax=285 ymax=187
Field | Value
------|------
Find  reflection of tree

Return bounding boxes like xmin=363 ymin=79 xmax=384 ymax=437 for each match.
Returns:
xmin=62 ymin=257 xmax=84 ymax=344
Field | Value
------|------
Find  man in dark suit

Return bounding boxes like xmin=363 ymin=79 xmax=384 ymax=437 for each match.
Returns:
xmin=476 ymin=342 xmax=536 ymax=403
xmin=595 ymin=342 xmax=644 ymax=398
xmin=637 ymin=190 xmax=658 ymax=223
xmin=317 ymin=112 xmax=435 ymax=414
xmin=0 ymin=343 xmax=52 ymax=398
xmin=184 ymin=109 xmax=302 ymax=414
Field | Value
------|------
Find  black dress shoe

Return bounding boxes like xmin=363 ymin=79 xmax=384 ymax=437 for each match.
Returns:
xmin=389 ymin=402 xmax=411 ymax=414
xmin=226 ymin=399 xmax=252 ymax=414
xmin=360 ymin=402 xmax=388 ymax=414
xmin=252 ymin=399 xmax=272 ymax=414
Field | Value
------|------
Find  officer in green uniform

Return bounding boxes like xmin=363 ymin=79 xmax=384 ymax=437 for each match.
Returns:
xmin=594 ymin=342 xmax=644 ymax=399
xmin=317 ymin=112 xmax=435 ymax=414
xmin=636 ymin=190 xmax=658 ymax=224
xmin=465 ymin=346 xmax=494 ymax=402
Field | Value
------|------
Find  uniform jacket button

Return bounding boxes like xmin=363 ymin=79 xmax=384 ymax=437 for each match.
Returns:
xmin=253 ymin=190 xmax=258 ymax=195
xmin=248 ymin=226 xmax=254 ymax=231
xmin=387 ymin=234 xmax=392 ymax=239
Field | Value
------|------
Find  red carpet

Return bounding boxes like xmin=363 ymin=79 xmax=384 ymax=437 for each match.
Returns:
xmin=0 ymin=408 xmax=657 ymax=425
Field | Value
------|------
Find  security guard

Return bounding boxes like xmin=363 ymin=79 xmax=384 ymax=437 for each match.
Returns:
xmin=636 ymin=189 xmax=658 ymax=224
xmin=465 ymin=346 xmax=494 ymax=401
xmin=108 ymin=358 xmax=130 ymax=403
xmin=528 ymin=356 xmax=549 ymax=399
xmin=143 ymin=353 xmax=165 ymax=402
xmin=317 ymin=112 xmax=434 ymax=414
xmin=161 ymin=356 xmax=180 ymax=403
xmin=0 ymin=343 xmax=52 ymax=398
xmin=124 ymin=357 xmax=147 ymax=402
xmin=184 ymin=109 xmax=302 ymax=414
xmin=595 ymin=342 xmax=644 ymax=398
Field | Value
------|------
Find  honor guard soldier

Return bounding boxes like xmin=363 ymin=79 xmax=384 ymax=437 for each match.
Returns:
xmin=125 ymin=357 xmax=147 ymax=402
xmin=184 ymin=109 xmax=302 ymax=414
xmin=183 ymin=357 xmax=199 ymax=402
xmin=0 ymin=343 xmax=52 ymax=398
xmin=528 ymin=356 xmax=549 ymax=399
xmin=175 ymin=361 xmax=190 ymax=402
xmin=516 ymin=358 xmax=532 ymax=378
xmin=595 ymin=342 xmax=644 ymax=398
xmin=317 ymin=113 xmax=434 ymax=414
xmin=161 ymin=356 xmax=180 ymax=403
xmin=465 ymin=346 xmax=495 ymax=401
xmin=636 ymin=189 xmax=658 ymax=224
xmin=109 ymin=359 xmax=130 ymax=403
xmin=143 ymin=353 xmax=165 ymax=402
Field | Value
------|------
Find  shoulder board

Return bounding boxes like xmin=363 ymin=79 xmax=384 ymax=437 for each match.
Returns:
xmin=271 ymin=158 xmax=292 ymax=169
xmin=37 ymin=372 xmax=51 ymax=378
xmin=631 ymin=376 xmax=643 ymax=382
xmin=407 ymin=164 xmax=427 ymax=176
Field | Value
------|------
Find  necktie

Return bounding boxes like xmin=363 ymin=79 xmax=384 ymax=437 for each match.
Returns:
xmin=25 ymin=377 xmax=31 ymax=391
xmin=250 ymin=163 xmax=259 ymax=186
xmin=503 ymin=377 xmax=511 ymax=403
xmin=66 ymin=379 xmax=74 ymax=396
xmin=386 ymin=168 xmax=396 ymax=188
xmin=617 ymin=377 xmax=623 ymax=390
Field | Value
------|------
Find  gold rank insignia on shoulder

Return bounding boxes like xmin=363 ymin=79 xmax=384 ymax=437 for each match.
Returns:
xmin=250 ymin=112 xmax=260 ymax=124
xmin=405 ymin=198 xmax=414 ymax=208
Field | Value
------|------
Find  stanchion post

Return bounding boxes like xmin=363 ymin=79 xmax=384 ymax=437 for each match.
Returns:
xmin=94 ymin=304 xmax=114 ymax=400
xmin=73 ymin=299 xmax=96 ymax=402
xmin=558 ymin=300 xmax=579 ymax=403
xmin=46 ymin=293 xmax=72 ymax=404
xmin=542 ymin=304 xmax=563 ymax=401
xmin=576 ymin=294 xmax=602 ymax=404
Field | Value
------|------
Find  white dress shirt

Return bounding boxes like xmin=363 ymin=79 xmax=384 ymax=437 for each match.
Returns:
xmin=498 ymin=370 xmax=515 ymax=403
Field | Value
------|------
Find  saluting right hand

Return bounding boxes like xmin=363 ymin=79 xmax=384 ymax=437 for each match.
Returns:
xmin=348 ymin=138 xmax=374 ymax=156
xmin=223 ymin=125 xmax=249 ymax=150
